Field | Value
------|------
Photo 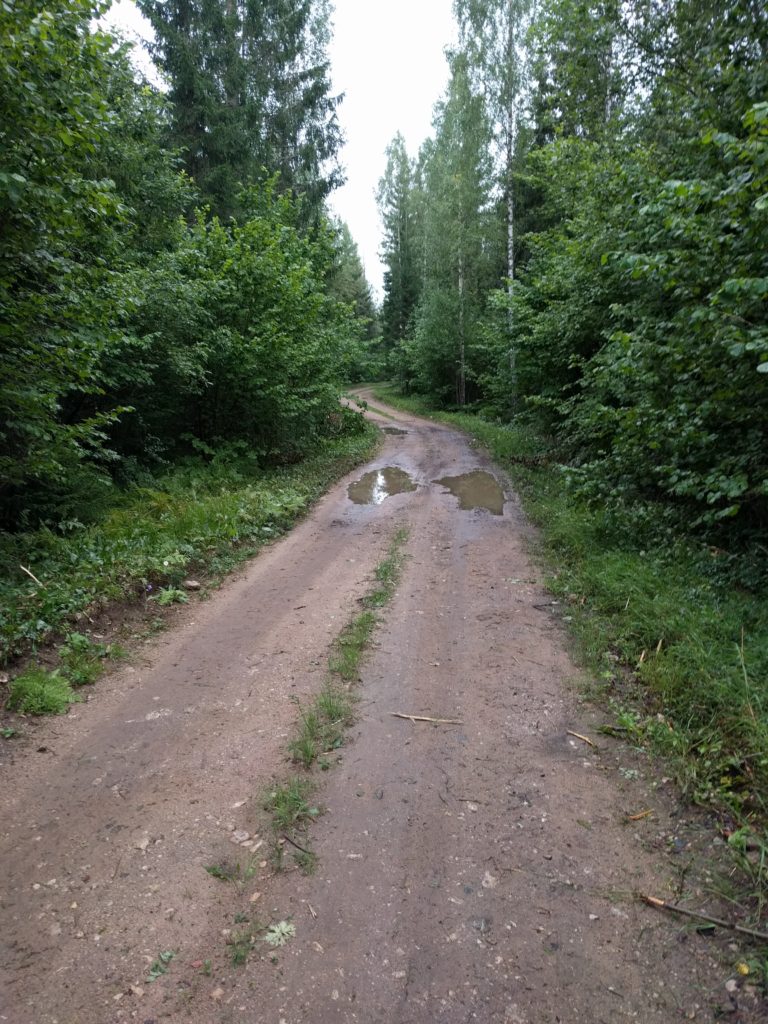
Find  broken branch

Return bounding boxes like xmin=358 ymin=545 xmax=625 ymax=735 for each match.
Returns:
xmin=639 ymin=894 xmax=768 ymax=942
xmin=626 ymin=809 xmax=653 ymax=822
xmin=281 ymin=834 xmax=313 ymax=856
xmin=20 ymin=564 xmax=44 ymax=587
xmin=567 ymin=730 xmax=597 ymax=748
xmin=391 ymin=713 xmax=463 ymax=725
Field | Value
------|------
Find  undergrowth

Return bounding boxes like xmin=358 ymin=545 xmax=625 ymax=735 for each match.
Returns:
xmin=372 ymin=384 xmax=768 ymax=916
xmin=0 ymin=425 xmax=378 ymax=668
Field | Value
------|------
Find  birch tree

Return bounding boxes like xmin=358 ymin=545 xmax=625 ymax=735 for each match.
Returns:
xmin=454 ymin=0 xmax=533 ymax=401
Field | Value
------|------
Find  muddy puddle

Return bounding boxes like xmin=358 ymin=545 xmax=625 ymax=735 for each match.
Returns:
xmin=348 ymin=466 xmax=417 ymax=505
xmin=434 ymin=470 xmax=505 ymax=515
xmin=382 ymin=427 xmax=408 ymax=435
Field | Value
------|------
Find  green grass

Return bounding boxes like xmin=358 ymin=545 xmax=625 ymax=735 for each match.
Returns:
xmin=286 ymin=527 xmax=409 ymax=772
xmin=328 ymin=610 xmax=377 ymax=681
xmin=0 ymin=425 xmax=378 ymax=668
xmin=371 ymin=386 xmax=768 ymax=830
xmin=265 ymin=777 xmax=319 ymax=832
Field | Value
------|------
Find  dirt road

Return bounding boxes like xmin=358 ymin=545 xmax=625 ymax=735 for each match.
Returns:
xmin=0 ymin=392 xmax=758 ymax=1023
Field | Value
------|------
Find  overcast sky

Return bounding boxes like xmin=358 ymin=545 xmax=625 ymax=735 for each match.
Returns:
xmin=103 ymin=0 xmax=457 ymax=297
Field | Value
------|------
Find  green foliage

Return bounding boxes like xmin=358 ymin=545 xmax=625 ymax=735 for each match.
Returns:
xmin=151 ymin=587 xmax=189 ymax=607
xmin=0 ymin=0 xmax=127 ymax=521
xmin=265 ymin=778 xmax=319 ymax=832
xmin=146 ymin=950 xmax=175 ymax=983
xmin=137 ymin=0 xmax=342 ymax=222
xmin=7 ymin=668 xmax=79 ymax=715
xmin=0 ymin=425 xmax=376 ymax=664
xmin=377 ymin=133 xmax=422 ymax=369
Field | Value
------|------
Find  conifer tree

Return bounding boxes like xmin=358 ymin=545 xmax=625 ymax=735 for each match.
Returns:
xmin=137 ymin=0 xmax=343 ymax=220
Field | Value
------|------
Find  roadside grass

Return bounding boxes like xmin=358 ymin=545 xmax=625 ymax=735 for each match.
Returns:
xmin=0 ymin=423 xmax=378 ymax=679
xmin=371 ymin=384 xmax=768 ymax=915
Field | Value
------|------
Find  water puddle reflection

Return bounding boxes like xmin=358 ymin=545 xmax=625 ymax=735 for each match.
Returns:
xmin=382 ymin=427 xmax=408 ymax=435
xmin=348 ymin=466 xmax=417 ymax=505
xmin=434 ymin=470 xmax=505 ymax=515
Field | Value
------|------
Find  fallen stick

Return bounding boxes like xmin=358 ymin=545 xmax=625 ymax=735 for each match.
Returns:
xmin=626 ymin=809 xmax=653 ymax=821
xmin=391 ymin=713 xmax=463 ymax=725
xmin=567 ymin=730 xmax=597 ymax=748
xmin=20 ymin=564 xmax=44 ymax=587
xmin=639 ymin=894 xmax=768 ymax=942
xmin=281 ymin=834 xmax=313 ymax=857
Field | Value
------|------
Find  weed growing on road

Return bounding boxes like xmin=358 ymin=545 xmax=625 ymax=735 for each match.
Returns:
xmin=146 ymin=950 xmax=175 ymax=983
xmin=266 ymin=778 xmax=319 ymax=831
xmin=205 ymin=861 xmax=240 ymax=883
xmin=286 ymin=528 xmax=408 ymax=773
xmin=269 ymin=525 xmax=409 ymax=878
xmin=228 ymin=920 xmax=261 ymax=966
xmin=328 ymin=610 xmax=377 ymax=681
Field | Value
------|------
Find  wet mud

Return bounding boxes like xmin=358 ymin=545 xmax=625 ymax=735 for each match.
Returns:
xmin=434 ymin=468 xmax=505 ymax=515
xmin=347 ymin=466 xmax=416 ymax=505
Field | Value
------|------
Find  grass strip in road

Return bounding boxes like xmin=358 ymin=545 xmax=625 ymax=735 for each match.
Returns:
xmin=370 ymin=384 xmax=768 ymax=909
xmin=264 ymin=526 xmax=409 ymax=875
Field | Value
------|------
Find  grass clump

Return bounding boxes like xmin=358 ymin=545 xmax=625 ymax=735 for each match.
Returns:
xmin=328 ymin=610 xmax=377 ymax=681
xmin=265 ymin=777 xmax=319 ymax=831
xmin=287 ymin=686 xmax=355 ymax=769
xmin=7 ymin=668 xmax=79 ymax=715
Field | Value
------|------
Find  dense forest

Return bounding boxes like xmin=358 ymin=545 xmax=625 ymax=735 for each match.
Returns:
xmin=378 ymin=0 xmax=767 ymax=571
xmin=0 ymin=0 xmax=377 ymax=534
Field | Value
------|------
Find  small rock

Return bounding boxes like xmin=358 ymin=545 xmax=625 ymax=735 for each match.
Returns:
xmin=211 ymin=987 xmax=224 ymax=1002
xmin=249 ymin=891 xmax=262 ymax=903
xmin=183 ymin=579 xmax=201 ymax=591
xmin=725 ymin=979 xmax=738 ymax=994
xmin=136 ymin=836 xmax=150 ymax=852
xmin=129 ymin=985 xmax=144 ymax=998
xmin=230 ymin=830 xmax=250 ymax=844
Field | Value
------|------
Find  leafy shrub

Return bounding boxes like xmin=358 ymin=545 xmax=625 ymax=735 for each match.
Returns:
xmin=7 ymin=668 xmax=78 ymax=715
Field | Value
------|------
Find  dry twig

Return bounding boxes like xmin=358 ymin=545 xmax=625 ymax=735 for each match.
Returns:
xmin=639 ymin=894 xmax=768 ymax=941
xmin=20 ymin=564 xmax=44 ymax=587
xmin=567 ymin=730 xmax=597 ymax=748
xmin=391 ymin=713 xmax=463 ymax=725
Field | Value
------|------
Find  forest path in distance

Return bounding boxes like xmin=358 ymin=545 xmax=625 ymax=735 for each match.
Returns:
xmin=0 ymin=390 xmax=755 ymax=1024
